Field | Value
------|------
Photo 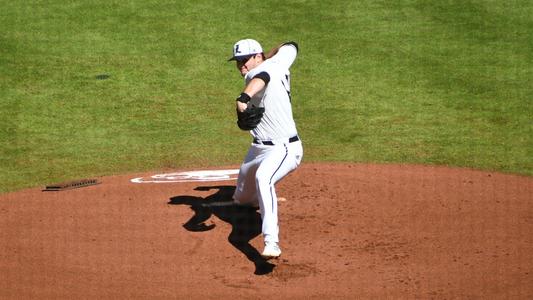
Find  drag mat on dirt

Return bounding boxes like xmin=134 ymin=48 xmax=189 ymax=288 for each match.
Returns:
xmin=1 ymin=163 xmax=531 ymax=299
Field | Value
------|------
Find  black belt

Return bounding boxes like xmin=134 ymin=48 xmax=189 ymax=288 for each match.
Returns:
xmin=253 ymin=135 xmax=299 ymax=146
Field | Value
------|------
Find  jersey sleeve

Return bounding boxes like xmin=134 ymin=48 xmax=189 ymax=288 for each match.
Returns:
xmin=270 ymin=42 xmax=298 ymax=69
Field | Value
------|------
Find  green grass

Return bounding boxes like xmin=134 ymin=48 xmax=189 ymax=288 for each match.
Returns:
xmin=1 ymin=0 xmax=532 ymax=193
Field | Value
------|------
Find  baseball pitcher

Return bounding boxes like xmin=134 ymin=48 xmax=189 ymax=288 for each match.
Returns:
xmin=229 ymin=38 xmax=303 ymax=259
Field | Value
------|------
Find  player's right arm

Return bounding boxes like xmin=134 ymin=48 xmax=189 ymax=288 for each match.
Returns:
xmin=265 ymin=42 xmax=298 ymax=69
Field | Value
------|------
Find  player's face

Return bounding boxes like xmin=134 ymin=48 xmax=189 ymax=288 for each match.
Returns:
xmin=236 ymin=55 xmax=260 ymax=76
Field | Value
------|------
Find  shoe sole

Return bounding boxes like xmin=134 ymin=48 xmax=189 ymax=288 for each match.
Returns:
xmin=261 ymin=253 xmax=281 ymax=260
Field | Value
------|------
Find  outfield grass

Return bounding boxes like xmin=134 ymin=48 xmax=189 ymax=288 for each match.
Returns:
xmin=1 ymin=0 xmax=532 ymax=193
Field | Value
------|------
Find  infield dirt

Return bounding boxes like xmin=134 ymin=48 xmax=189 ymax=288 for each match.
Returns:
xmin=1 ymin=163 xmax=532 ymax=299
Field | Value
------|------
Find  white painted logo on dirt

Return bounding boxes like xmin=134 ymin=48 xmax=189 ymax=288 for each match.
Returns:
xmin=131 ymin=169 xmax=239 ymax=183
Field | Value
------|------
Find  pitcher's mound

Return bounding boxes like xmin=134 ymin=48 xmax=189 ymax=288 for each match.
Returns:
xmin=1 ymin=163 xmax=531 ymax=299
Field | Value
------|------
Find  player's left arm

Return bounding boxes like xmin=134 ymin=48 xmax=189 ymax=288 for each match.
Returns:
xmin=235 ymin=72 xmax=270 ymax=113
xmin=235 ymin=73 xmax=269 ymax=130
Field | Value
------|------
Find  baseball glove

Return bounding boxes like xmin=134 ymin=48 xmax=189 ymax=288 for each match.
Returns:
xmin=237 ymin=106 xmax=265 ymax=131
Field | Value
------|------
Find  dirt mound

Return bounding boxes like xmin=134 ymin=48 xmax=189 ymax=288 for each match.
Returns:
xmin=1 ymin=163 xmax=532 ymax=299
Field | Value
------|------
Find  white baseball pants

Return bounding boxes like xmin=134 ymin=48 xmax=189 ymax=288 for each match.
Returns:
xmin=233 ymin=137 xmax=303 ymax=244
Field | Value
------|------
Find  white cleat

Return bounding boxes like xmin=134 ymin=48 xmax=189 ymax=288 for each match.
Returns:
xmin=261 ymin=242 xmax=281 ymax=259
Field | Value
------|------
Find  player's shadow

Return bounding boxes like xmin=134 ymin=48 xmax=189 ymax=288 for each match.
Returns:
xmin=168 ymin=185 xmax=275 ymax=275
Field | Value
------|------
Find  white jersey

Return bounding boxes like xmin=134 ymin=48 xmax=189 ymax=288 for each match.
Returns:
xmin=244 ymin=44 xmax=298 ymax=141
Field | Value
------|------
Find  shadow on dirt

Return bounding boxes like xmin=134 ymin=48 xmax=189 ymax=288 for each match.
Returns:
xmin=168 ymin=185 xmax=275 ymax=275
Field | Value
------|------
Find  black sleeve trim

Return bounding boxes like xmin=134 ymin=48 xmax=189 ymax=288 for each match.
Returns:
xmin=253 ymin=71 xmax=271 ymax=84
xmin=282 ymin=41 xmax=299 ymax=52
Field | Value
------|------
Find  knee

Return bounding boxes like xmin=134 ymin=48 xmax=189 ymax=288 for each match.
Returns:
xmin=255 ymin=173 xmax=272 ymax=189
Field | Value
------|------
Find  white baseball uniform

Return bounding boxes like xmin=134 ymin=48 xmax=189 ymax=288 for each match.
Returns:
xmin=233 ymin=42 xmax=303 ymax=245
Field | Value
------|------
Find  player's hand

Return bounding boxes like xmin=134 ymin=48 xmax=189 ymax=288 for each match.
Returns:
xmin=237 ymin=106 xmax=265 ymax=131
xmin=236 ymin=101 xmax=248 ymax=113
